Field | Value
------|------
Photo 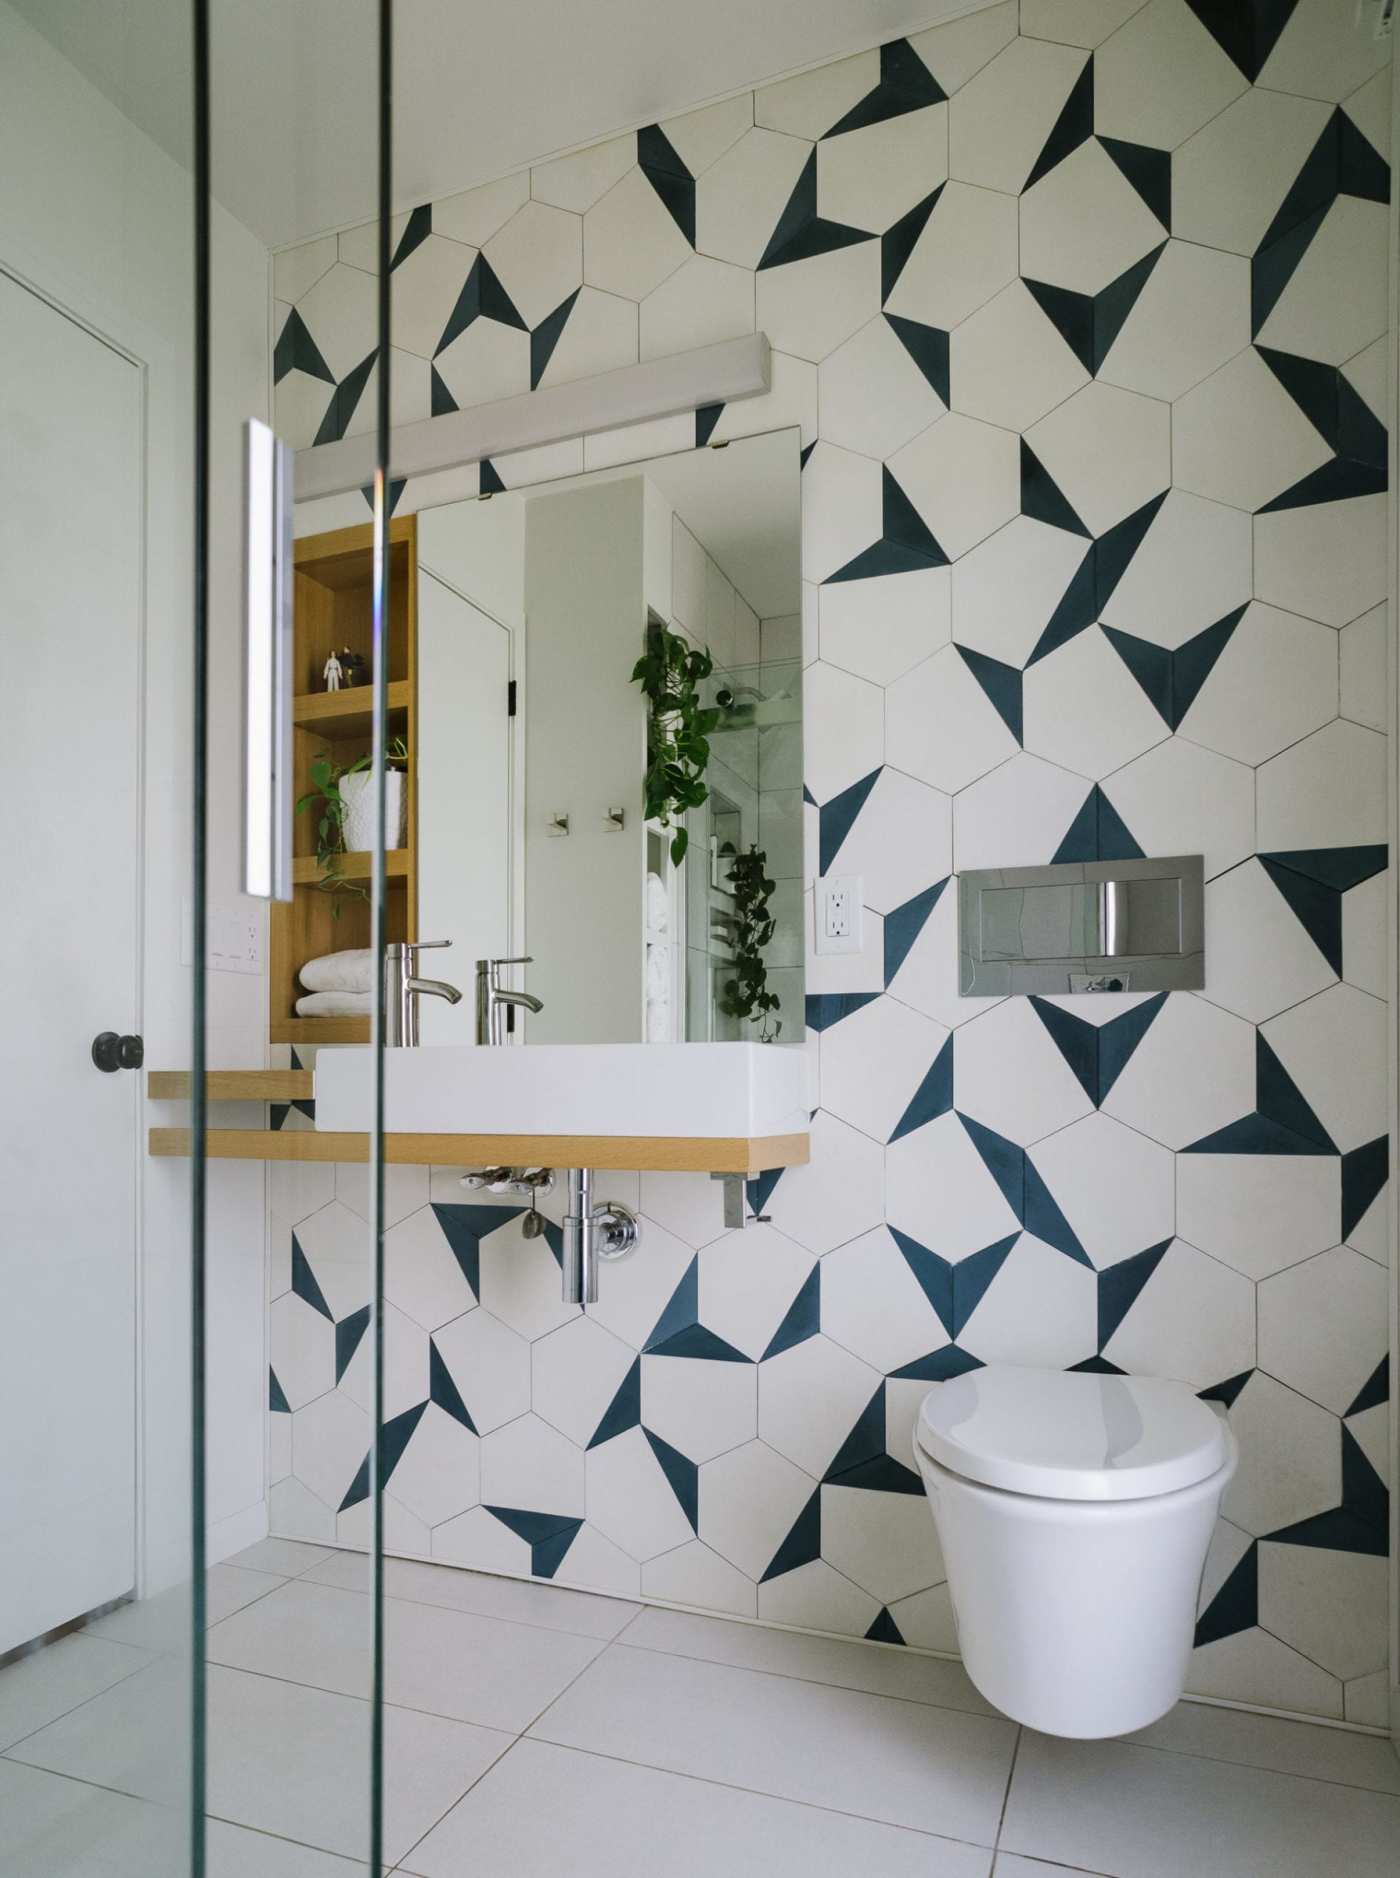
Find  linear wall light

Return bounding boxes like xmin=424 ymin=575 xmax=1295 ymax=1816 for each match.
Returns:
xmin=294 ymin=332 xmax=772 ymax=502
xmin=242 ymin=417 xmax=294 ymax=900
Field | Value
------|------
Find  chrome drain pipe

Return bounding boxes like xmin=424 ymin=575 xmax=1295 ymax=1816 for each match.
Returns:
xmin=561 ymin=1168 xmax=641 ymax=1306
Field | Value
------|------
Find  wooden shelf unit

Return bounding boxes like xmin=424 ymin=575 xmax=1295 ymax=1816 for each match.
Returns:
xmin=270 ymin=517 xmax=418 ymax=1047
xmin=149 ymin=1127 xmax=810 ymax=1176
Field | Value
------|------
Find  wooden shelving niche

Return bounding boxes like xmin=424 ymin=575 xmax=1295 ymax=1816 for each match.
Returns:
xmin=269 ymin=516 xmax=418 ymax=1046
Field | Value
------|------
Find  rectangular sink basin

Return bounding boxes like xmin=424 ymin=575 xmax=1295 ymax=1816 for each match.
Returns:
xmin=313 ymin=1042 xmax=810 ymax=1140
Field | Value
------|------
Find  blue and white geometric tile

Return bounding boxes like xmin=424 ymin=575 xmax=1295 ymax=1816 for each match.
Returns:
xmin=1027 ymin=1112 xmax=1174 ymax=1271
xmin=1021 ymin=140 xmax=1165 ymax=295
xmin=1102 ymin=993 xmax=1256 ymax=1150
xmin=819 ymin=566 xmax=950 ymax=687
xmin=432 ymin=1307 xmax=530 ymax=1434
xmin=888 ymin=412 xmax=1019 ymax=560
xmin=1099 ymin=240 xmax=1251 ymax=402
xmin=1201 ymin=860 xmax=1337 ymax=1025
xmin=764 ymin=1111 xmax=884 ymax=1257
xmin=699 ymin=1439 xmax=816 ymax=1581
xmin=756 ymin=242 xmax=883 ymax=365
xmin=478 ymin=1216 xmax=578 ymax=1343
xmin=1262 ymin=984 xmax=1387 ymax=1156
xmin=531 ymin=136 xmax=634 ymax=214
xmin=887 ymin=644 xmax=1019 ymax=795
xmin=884 ymin=875 xmax=1003 ymax=1031
xmin=639 ymin=256 xmax=750 ymax=361
xmin=289 ymin=1389 xmax=370 ymax=1518
xmin=1257 ymin=720 xmax=1387 ymax=852
xmin=951 ymin=281 xmax=1088 ymax=430
xmin=383 ymin=1404 xmax=480 ymax=1530
xmin=1257 ymin=197 xmax=1388 ymax=367
xmin=433 ymin=172 xmax=529 ymax=246
xmin=1098 ymin=489 xmax=1252 ymax=647
xmin=1101 ymin=1236 xmax=1255 ymax=1387
xmin=642 ymin=1353 xmax=757 ymax=1464
xmin=821 ymin=994 xmax=949 ymax=1146
xmin=1177 ymin=601 xmax=1337 ymax=766
xmin=818 ymin=104 xmax=949 ymax=232
xmin=1257 ymin=1542 xmax=1388 ymax=1685
xmin=383 ymin=1204 xmax=480 ymax=1332
xmin=586 ymin=1427 xmax=694 ymax=1562
xmin=269 ymin=1293 xmax=334 ymax=1413
xmin=480 ymin=1414 xmax=585 ymax=1516
xmin=956 ymin=999 xmax=1097 ymax=1146
xmin=759 ymin=1336 xmax=882 ymax=1480
xmin=335 ymin=1161 xmax=428 ymax=1230
xmin=756 ymin=1558 xmax=882 ymax=1637
xmin=1101 ymin=736 xmax=1255 ymax=880
xmin=953 ymin=752 xmax=1100 ymax=873
xmin=553 ymin=1524 xmax=643 ymax=1599
xmin=820 ymin=1480 xmax=943 ymax=1607
xmin=950 ymin=36 xmax=1088 ymax=193
xmin=1340 ymin=603 xmax=1387 ymax=732
xmin=821 ymin=766 xmax=952 ymax=912
xmin=756 ymin=50 xmax=879 ymax=139
xmin=886 ymin=1117 xmax=1021 ymax=1264
xmin=642 ymin=1540 xmax=758 ymax=1617
xmin=960 ymin=1232 xmax=1097 ymax=1369
xmin=696 ymin=126 xmax=813 ymax=270
xmin=1023 ymin=627 xmax=1168 ymax=779
xmin=821 ymin=1226 xmax=949 ymax=1377
xmin=532 ymin=1315 xmax=635 ymax=1444
xmin=696 ymin=1226 xmax=816 ymax=1361
xmin=820 ymin=315 xmax=947 ymax=459
xmin=1094 ymin=0 xmax=1247 ymax=150
xmin=1222 ymin=1372 xmax=1342 ymax=1538
xmin=802 ymin=661 xmax=884 ymax=804
xmin=1254 ymin=493 xmax=1387 ymax=627
xmin=584 ymin=167 xmax=692 ymax=301
xmin=579 ymin=1218 xmax=694 ymax=1352
xmin=1258 ymin=1244 xmax=1389 ymax=1417
xmin=883 ymin=181 xmax=1019 ymax=330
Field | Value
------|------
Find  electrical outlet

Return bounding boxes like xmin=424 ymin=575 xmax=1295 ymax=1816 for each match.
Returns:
xmin=816 ymin=876 xmax=862 ymax=955
xmin=180 ymin=898 xmax=266 ymax=975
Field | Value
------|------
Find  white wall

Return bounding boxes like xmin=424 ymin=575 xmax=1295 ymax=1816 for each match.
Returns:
xmin=0 ymin=0 xmax=272 ymax=1584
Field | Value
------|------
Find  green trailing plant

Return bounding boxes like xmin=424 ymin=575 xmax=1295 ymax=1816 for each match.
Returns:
xmin=295 ymin=736 xmax=407 ymax=917
xmin=719 ymin=845 xmax=782 ymax=1043
xmin=631 ymin=623 xmax=720 ymax=865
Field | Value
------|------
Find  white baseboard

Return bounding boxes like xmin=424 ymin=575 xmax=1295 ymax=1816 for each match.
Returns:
xmin=207 ymin=1499 xmax=268 ymax=1567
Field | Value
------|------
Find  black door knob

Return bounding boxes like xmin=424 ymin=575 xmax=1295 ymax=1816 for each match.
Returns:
xmin=92 ymin=1032 xmax=144 ymax=1073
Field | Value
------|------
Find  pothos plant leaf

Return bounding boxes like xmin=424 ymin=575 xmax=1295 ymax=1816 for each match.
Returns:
xmin=631 ymin=622 xmax=718 ymax=858
xmin=718 ymin=844 xmax=782 ymax=1043
xmin=294 ymin=735 xmax=409 ymax=918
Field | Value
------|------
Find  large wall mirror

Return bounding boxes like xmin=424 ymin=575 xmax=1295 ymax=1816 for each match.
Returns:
xmin=408 ymin=426 xmax=802 ymax=1046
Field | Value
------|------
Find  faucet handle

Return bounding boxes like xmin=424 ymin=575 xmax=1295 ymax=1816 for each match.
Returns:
xmin=494 ymin=956 xmax=532 ymax=966
xmin=407 ymin=938 xmax=453 ymax=951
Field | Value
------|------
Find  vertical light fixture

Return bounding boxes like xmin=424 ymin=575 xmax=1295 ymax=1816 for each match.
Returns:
xmin=242 ymin=418 xmax=293 ymax=901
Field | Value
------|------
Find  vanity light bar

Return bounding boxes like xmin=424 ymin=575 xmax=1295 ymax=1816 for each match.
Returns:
xmin=294 ymin=332 xmax=772 ymax=502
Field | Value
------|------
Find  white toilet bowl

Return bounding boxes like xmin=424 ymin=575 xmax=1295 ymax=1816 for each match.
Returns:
xmin=914 ymin=1364 xmax=1236 ymax=1739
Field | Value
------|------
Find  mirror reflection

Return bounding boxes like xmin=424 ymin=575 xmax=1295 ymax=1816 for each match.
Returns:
xmin=283 ymin=428 xmax=803 ymax=1048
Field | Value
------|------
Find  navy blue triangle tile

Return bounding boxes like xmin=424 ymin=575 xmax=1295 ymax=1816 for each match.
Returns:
xmin=1024 ymin=55 xmax=1093 ymax=191
xmin=1097 ymin=991 xmax=1168 ymax=1102
xmin=479 ymin=458 xmax=506 ymax=495
xmin=885 ymin=313 xmax=950 ymax=404
xmin=1027 ymin=551 xmax=1097 ymax=665
xmin=1259 ymin=114 xmax=1338 ymax=256
xmin=819 ymin=767 xmax=881 ymax=874
xmin=1257 ymin=1032 xmax=1336 ymax=1152
xmin=747 ymin=1167 xmax=785 ymax=1219
xmin=485 ymin=1506 xmax=586 ymax=1577
xmin=436 ymin=254 xmax=527 ymax=356
xmin=1095 ymin=788 xmax=1145 ymax=864
xmin=429 ymin=364 xmax=458 ymax=416
xmin=889 ymin=1035 xmax=953 ymax=1143
xmin=1183 ymin=0 xmax=1298 ymax=82
xmin=958 ymin=1113 xmax=1025 ymax=1220
xmin=644 ymin=1427 xmax=699 ymax=1530
xmin=1342 ymin=1135 xmax=1388 ymax=1240
xmin=1170 ymin=606 xmax=1246 ymax=727
xmin=1252 ymin=201 xmax=1328 ymax=336
xmin=1023 ymin=276 xmax=1097 ymax=376
xmin=651 ymin=1323 xmax=751 ymax=1362
xmin=891 ymin=1345 xmax=984 ymax=1381
xmin=638 ymin=124 xmax=697 ymax=245
xmin=1337 ymin=375 xmax=1388 ymax=470
xmin=1094 ymin=493 xmax=1167 ymax=615
xmin=826 ymin=37 xmax=946 ymax=136
xmin=1194 ymin=1539 xmax=1258 ymax=1646
xmin=1338 ymin=108 xmax=1390 ymax=202
xmin=429 ymin=1337 xmax=477 ymax=1433
xmin=889 ymin=1226 xmax=954 ymax=1338
xmin=1098 ymin=136 xmax=1172 ymax=228
xmin=758 ymin=149 xmax=873 ymax=270
xmin=644 ymin=1258 xmax=700 ymax=1352
xmin=1029 ymin=998 xmax=1099 ymax=1104
xmin=1261 ymin=845 xmax=1388 ymax=893
xmin=291 ymin=1233 xmax=333 ymax=1321
xmin=530 ymin=288 xmax=580 ymax=389
xmin=882 ymin=187 xmax=942 ymax=302
xmin=1346 ymin=1354 xmax=1388 ymax=1418
xmin=430 ymin=1202 xmax=526 ymax=1302
xmin=825 ymin=1384 xmax=886 ymax=1480
xmin=805 ymin=992 xmax=880 ymax=1034
xmin=1198 ymin=1369 xmax=1253 ymax=1409
xmin=955 ymin=645 xmax=1023 ymax=743
xmin=340 ymin=1402 xmax=429 ymax=1511
xmin=588 ymin=1356 xmax=641 ymax=1448
xmin=335 ymin=1305 xmax=370 ymax=1383
xmin=884 ymin=879 xmax=947 ymax=987
xmin=1092 ymin=243 xmax=1167 ymax=369
xmin=390 ymin=203 xmax=433 ymax=270
xmin=833 ymin=1453 xmax=926 ymax=1494
xmin=954 ymin=1233 xmax=1018 ymax=1331
xmin=314 ymin=351 xmax=376 ymax=447
xmin=1258 ymin=453 xmax=1386 ymax=512
xmin=1259 ymin=856 xmax=1343 ymax=974
xmin=1051 ymin=785 xmax=1145 ymax=867
xmin=760 ymin=1487 xmax=822 ymax=1580
xmin=1101 ymin=626 xmax=1170 ymax=727
xmin=1256 ymin=345 xmax=1340 ymax=446
xmin=827 ymin=470 xmax=949 ymax=581
xmin=866 ymin=1607 xmax=905 ymax=1645
xmin=358 ymin=476 xmax=407 ymax=516
xmin=1025 ymin=1162 xmax=1092 ymax=1268
xmin=1264 ymin=1427 xmax=1387 ymax=1557
xmin=1021 ymin=436 xmax=1091 ymax=537
xmin=1186 ymin=1112 xmax=1334 ymax=1155
xmin=1098 ymin=1239 xmax=1171 ymax=1347
xmin=763 ymin=1265 xmax=820 ymax=1359
xmin=269 ymin=1367 xmax=290 ymax=1414
xmin=695 ymin=402 xmax=724 ymax=447
xmin=274 ymin=307 xmax=335 ymax=386
xmin=1070 ymin=1354 xmax=1127 ymax=1375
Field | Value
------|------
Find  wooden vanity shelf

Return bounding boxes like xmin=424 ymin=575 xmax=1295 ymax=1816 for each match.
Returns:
xmin=270 ymin=516 xmax=418 ymax=1048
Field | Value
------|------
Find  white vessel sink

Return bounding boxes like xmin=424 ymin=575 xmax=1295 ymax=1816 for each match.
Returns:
xmin=313 ymin=1042 xmax=809 ymax=1139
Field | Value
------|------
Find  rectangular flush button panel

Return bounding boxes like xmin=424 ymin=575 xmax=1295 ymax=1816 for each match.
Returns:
xmin=958 ymin=856 xmax=1203 ymax=997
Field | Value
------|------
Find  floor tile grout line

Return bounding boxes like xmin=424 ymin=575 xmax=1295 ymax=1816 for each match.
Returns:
xmin=197 ymin=1652 xmax=543 ymax=1737
xmin=611 ymin=1632 xmax=997 ymax=1722
xmin=370 ymin=1723 xmax=518 ymax=1876
xmin=992 ymin=1722 xmax=1023 ymax=1851
xmin=498 ymin=1728 xmax=1006 ymax=1855
xmin=265 ymin=1566 xmax=639 ymax=1649
xmin=1077 ymin=1729 xmax=1400 ymax=1799
xmin=0 ymin=1643 xmax=172 ymax=1761
xmin=203 ymin=1806 xmax=371 ymax=1870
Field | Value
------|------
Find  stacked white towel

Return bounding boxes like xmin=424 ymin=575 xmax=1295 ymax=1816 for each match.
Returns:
xmin=299 ymin=948 xmax=373 ymax=993
xmin=295 ymin=990 xmax=372 ymax=1018
xmin=645 ymin=871 xmax=669 ymax=935
xmin=645 ymin=941 xmax=673 ymax=1042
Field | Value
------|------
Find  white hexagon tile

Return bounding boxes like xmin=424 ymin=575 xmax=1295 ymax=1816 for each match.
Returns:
xmin=270 ymin=4 xmax=1391 ymax=1710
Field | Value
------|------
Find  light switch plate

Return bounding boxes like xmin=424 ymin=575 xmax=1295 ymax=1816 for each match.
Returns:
xmin=181 ymin=898 xmax=265 ymax=975
xmin=816 ymin=875 xmax=862 ymax=955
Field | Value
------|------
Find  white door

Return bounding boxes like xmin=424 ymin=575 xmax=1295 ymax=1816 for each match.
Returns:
xmin=416 ymin=569 xmax=513 ymax=1044
xmin=0 ymin=270 xmax=142 ymax=1653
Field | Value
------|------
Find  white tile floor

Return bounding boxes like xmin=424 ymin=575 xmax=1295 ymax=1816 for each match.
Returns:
xmin=2 ymin=1541 xmax=1397 ymax=1876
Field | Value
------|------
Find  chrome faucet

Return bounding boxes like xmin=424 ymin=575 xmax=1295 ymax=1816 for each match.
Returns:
xmin=385 ymin=940 xmax=462 ymax=1046
xmin=475 ymin=956 xmax=543 ymax=1045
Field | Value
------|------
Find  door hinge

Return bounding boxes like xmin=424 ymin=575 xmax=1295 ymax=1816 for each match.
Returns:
xmin=507 ymin=679 xmax=517 ymax=716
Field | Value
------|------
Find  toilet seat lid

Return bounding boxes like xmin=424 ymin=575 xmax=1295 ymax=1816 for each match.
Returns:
xmin=916 ymin=1364 xmax=1230 ymax=1501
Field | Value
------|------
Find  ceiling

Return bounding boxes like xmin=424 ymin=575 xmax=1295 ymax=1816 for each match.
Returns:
xmin=13 ymin=0 xmax=980 ymax=250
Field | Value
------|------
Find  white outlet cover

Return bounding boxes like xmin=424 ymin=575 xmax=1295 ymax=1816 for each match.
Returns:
xmin=816 ymin=876 xmax=863 ymax=955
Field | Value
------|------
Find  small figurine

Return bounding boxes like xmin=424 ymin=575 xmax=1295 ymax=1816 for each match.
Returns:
xmin=323 ymin=650 xmax=344 ymax=692
xmin=339 ymin=649 xmax=367 ymax=687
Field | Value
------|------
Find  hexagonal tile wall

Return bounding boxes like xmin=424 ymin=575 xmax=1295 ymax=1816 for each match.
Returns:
xmin=270 ymin=4 xmax=1391 ymax=1716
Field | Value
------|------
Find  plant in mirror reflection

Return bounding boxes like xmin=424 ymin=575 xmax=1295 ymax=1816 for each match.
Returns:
xmin=631 ymin=622 xmax=720 ymax=865
xmin=295 ymin=735 xmax=408 ymax=916
xmin=720 ymin=845 xmax=781 ymax=1042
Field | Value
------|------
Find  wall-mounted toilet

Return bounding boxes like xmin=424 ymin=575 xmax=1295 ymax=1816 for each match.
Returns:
xmin=914 ymin=1364 xmax=1236 ymax=1739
